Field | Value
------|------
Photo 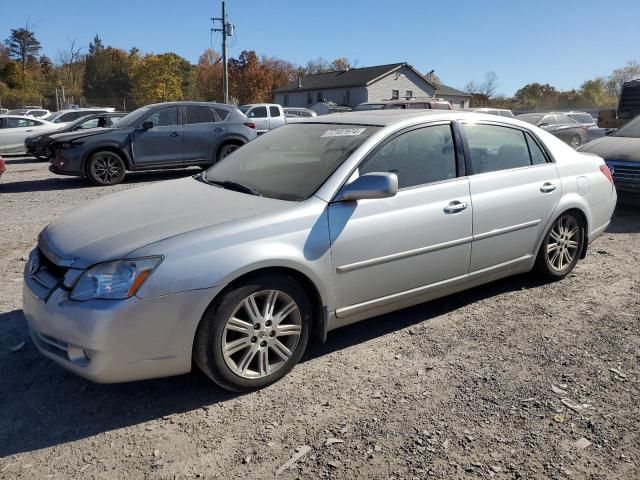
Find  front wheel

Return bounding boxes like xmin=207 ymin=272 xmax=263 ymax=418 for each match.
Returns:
xmin=193 ymin=274 xmax=311 ymax=392
xmin=86 ymin=151 xmax=126 ymax=186
xmin=535 ymin=212 xmax=585 ymax=280
xmin=216 ymin=143 xmax=241 ymax=163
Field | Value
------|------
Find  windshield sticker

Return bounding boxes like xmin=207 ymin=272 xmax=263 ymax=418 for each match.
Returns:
xmin=321 ymin=128 xmax=366 ymax=138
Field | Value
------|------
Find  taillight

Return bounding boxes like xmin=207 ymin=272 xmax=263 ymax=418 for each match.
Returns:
xmin=244 ymin=122 xmax=256 ymax=129
xmin=599 ymin=164 xmax=614 ymax=184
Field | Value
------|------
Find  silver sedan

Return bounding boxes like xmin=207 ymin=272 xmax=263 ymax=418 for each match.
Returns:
xmin=23 ymin=111 xmax=617 ymax=391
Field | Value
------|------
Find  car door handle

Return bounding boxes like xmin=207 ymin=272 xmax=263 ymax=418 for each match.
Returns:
xmin=540 ymin=182 xmax=557 ymax=193
xmin=26 ymin=129 xmax=33 ymax=132
xmin=444 ymin=201 xmax=469 ymax=214
xmin=170 ymin=132 xmax=180 ymax=137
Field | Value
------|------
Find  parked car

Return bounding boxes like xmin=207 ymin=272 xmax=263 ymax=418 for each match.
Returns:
xmin=353 ymin=99 xmax=451 ymax=111
xmin=284 ymin=107 xmax=318 ymax=119
xmin=0 ymin=156 xmax=5 ymax=179
xmin=0 ymin=116 xmax=62 ymax=154
xmin=0 ymin=108 xmax=8 ymax=115
xmin=471 ymin=108 xmax=515 ymax=118
xmin=239 ymin=104 xmax=285 ymax=134
xmin=578 ymin=114 xmax=640 ymax=197
xmin=25 ymin=112 xmax=126 ymax=160
xmin=8 ymin=108 xmax=50 ymax=118
xmin=44 ymin=107 xmax=116 ymax=125
xmin=49 ymin=102 xmax=256 ymax=185
xmin=516 ymin=113 xmax=587 ymax=148
xmin=23 ymin=110 xmax=616 ymax=391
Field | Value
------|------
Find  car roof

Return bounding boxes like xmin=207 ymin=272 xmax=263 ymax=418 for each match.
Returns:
xmin=296 ymin=110 xmax=530 ymax=127
xmin=0 ymin=114 xmax=51 ymax=121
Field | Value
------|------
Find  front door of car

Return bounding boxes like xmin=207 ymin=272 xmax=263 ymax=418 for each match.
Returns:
xmin=246 ymin=106 xmax=269 ymax=134
xmin=328 ymin=123 xmax=473 ymax=310
xmin=461 ymin=122 xmax=561 ymax=272
xmin=182 ymin=105 xmax=220 ymax=164
xmin=2 ymin=117 xmax=38 ymax=152
xmin=131 ymin=106 xmax=183 ymax=165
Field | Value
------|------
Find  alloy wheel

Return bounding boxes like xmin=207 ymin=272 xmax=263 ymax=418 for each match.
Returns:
xmin=219 ymin=144 xmax=238 ymax=159
xmin=221 ymin=290 xmax=302 ymax=379
xmin=546 ymin=215 xmax=580 ymax=272
xmin=91 ymin=153 xmax=123 ymax=183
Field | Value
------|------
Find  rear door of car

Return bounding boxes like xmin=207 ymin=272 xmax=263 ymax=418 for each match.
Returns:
xmin=246 ymin=106 xmax=269 ymax=134
xmin=328 ymin=122 xmax=473 ymax=312
xmin=460 ymin=121 xmax=561 ymax=271
xmin=130 ymin=105 xmax=183 ymax=165
xmin=182 ymin=105 xmax=220 ymax=164
xmin=4 ymin=117 xmax=38 ymax=151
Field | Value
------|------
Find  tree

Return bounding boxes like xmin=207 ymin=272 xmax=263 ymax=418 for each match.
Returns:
xmin=464 ymin=71 xmax=499 ymax=106
xmin=424 ymin=70 xmax=441 ymax=86
xmin=330 ymin=57 xmax=351 ymax=71
xmin=83 ymin=37 xmax=135 ymax=107
xmin=228 ymin=50 xmax=272 ymax=104
xmin=5 ymin=27 xmax=42 ymax=88
xmin=304 ymin=57 xmax=331 ymax=75
xmin=606 ymin=60 xmax=640 ymax=97
xmin=579 ymin=77 xmax=615 ymax=107
xmin=57 ymin=39 xmax=85 ymax=103
xmin=131 ymin=53 xmax=187 ymax=103
xmin=514 ymin=82 xmax=559 ymax=109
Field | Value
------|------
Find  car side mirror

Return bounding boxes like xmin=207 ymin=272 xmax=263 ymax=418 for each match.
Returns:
xmin=141 ymin=121 xmax=154 ymax=131
xmin=538 ymin=122 xmax=549 ymax=128
xmin=333 ymin=172 xmax=398 ymax=202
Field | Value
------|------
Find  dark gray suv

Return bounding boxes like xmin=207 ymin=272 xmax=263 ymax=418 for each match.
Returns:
xmin=49 ymin=102 xmax=257 ymax=185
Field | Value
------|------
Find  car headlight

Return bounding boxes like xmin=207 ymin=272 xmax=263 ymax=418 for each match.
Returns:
xmin=70 ymin=257 xmax=162 ymax=301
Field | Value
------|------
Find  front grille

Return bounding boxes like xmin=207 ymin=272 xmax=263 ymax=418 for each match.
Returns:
xmin=38 ymin=248 xmax=68 ymax=279
xmin=608 ymin=161 xmax=640 ymax=185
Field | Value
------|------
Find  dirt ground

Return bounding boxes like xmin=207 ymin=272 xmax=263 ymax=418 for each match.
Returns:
xmin=0 ymin=156 xmax=638 ymax=480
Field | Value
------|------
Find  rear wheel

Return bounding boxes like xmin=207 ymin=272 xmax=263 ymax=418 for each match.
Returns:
xmin=194 ymin=274 xmax=311 ymax=392
xmin=535 ymin=212 xmax=585 ymax=280
xmin=86 ymin=151 xmax=126 ymax=186
xmin=216 ymin=142 xmax=241 ymax=163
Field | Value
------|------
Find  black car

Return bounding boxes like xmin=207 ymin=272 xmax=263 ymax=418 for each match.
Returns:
xmin=25 ymin=112 xmax=126 ymax=160
xmin=48 ymin=102 xmax=257 ymax=186
xmin=578 ymin=114 xmax=640 ymax=197
xmin=516 ymin=113 xmax=588 ymax=148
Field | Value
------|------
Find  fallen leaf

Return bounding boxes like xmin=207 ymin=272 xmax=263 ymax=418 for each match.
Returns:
xmin=551 ymin=384 xmax=567 ymax=395
xmin=275 ymin=445 xmax=311 ymax=476
xmin=561 ymin=398 xmax=583 ymax=412
xmin=324 ymin=438 xmax=344 ymax=447
xmin=609 ymin=367 xmax=627 ymax=379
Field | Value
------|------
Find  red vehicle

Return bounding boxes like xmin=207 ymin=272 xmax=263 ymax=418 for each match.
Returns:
xmin=0 ymin=156 xmax=5 ymax=179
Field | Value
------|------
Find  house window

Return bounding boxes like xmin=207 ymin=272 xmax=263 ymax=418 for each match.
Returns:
xmin=307 ymin=92 xmax=312 ymax=105
xmin=317 ymin=91 xmax=323 ymax=103
xmin=391 ymin=89 xmax=399 ymax=100
xmin=459 ymin=100 xmax=465 ymax=108
xmin=284 ymin=94 xmax=289 ymax=107
xmin=406 ymin=90 xmax=413 ymax=99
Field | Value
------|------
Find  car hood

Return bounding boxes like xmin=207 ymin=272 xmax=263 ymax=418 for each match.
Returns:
xmin=49 ymin=127 xmax=120 ymax=142
xmin=579 ymin=136 xmax=640 ymax=162
xmin=40 ymin=176 xmax=294 ymax=267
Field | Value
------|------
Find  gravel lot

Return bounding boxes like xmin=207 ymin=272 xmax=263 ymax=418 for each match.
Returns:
xmin=1 ymin=156 xmax=639 ymax=479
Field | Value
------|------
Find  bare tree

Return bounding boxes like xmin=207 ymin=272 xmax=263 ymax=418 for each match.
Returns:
xmin=481 ymin=71 xmax=499 ymax=98
xmin=57 ymin=39 xmax=85 ymax=100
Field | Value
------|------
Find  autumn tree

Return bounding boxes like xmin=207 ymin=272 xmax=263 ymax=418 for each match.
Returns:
xmin=228 ymin=50 xmax=272 ymax=104
xmin=195 ymin=48 xmax=222 ymax=101
xmin=83 ymin=36 xmax=135 ymax=107
xmin=131 ymin=53 xmax=190 ymax=104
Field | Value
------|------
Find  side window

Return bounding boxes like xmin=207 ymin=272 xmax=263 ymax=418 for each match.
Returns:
xmin=391 ymin=89 xmax=399 ymax=100
xmin=186 ymin=106 xmax=215 ymax=124
xmin=406 ymin=90 xmax=413 ymax=99
xmin=525 ymin=133 xmax=548 ymax=165
xmin=269 ymin=106 xmax=281 ymax=117
xmin=359 ymin=124 xmax=457 ymax=189
xmin=540 ymin=115 xmax=556 ymax=126
xmin=214 ymin=107 xmax=230 ymax=120
xmin=145 ymin=107 xmax=179 ymax=127
xmin=464 ymin=124 xmax=532 ymax=174
xmin=60 ymin=112 xmax=78 ymax=122
xmin=408 ymin=103 xmax=427 ymax=109
xmin=248 ymin=106 xmax=267 ymax=118
xmin=78 ymin=118 xmax=100 ymax=129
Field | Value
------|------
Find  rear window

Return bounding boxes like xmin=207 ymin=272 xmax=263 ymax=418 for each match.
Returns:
xmin=568 ymin=113 xmax=594 ymax=124
xmin=353 ymin=104 xmax=385 ymax=111
xmin=269 ymin=106 xmax=281 ymax=117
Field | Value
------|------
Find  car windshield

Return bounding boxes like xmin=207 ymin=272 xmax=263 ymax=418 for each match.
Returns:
xmin=115 ymin=106 xmax=154 ymax=127
xmin=353 ymin=104 xmax=385 ymax=111
xmin=517 ymin=114 xmax=543 ymax=125
xmin=613 ymin=115 xmax=640 ymax=138
xmin=238 ymin=105 xmax=251 ymax=114
xmin=204 ymin=123 xmax=379 ymax=201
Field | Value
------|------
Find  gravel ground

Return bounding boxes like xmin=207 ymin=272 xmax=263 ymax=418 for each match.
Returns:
xmin=0 ymin=156 xmax=639 ymax=480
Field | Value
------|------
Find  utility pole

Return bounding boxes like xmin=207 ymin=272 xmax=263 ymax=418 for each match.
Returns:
xmin=212 ymin=1 xmax=234 ymax=104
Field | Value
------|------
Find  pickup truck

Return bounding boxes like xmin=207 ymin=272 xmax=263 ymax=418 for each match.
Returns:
xmin=239 ymin=103 xmax=285 ymax=134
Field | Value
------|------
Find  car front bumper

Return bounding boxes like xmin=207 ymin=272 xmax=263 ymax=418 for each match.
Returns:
xmin=23 ymin=262 xmax=223 ymax=383
xmin=48 ymin=148 xmax=85 ymax=176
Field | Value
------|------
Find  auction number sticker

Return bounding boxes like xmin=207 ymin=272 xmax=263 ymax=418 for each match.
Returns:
xmin=321 ymin=128 xmax=366 ymax=138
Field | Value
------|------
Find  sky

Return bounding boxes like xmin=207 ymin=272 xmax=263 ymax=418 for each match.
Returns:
xmin=1 ymin=0 xmax=638 ymax=96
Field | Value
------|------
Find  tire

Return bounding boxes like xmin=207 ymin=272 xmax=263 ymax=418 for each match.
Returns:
xmin=86 ymin=151 xmax=126 ymax=186
xmin=193 ymin=274 xmax=311 ymax=392
xmin=535 ymin=212 xmax=585 ymax=280
xmin=569 ymin=135 xmax=582 ymax=149
xmin=216 ymin=142 xmax=241 ymax=163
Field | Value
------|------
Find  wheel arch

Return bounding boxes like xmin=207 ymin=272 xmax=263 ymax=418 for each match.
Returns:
xmin=82 ymin=145 xmax=131 ymax=173
xmin=541 ymin=200 xmax=591 ymax=260
xmin=197 ymin=265 xmax=329 ymax=347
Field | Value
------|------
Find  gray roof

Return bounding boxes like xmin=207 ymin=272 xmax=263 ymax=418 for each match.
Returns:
xmin=435 ymin=83 xmax=471 ymax=97
xmin=274 ymin=63 xmax=436 ymax=93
